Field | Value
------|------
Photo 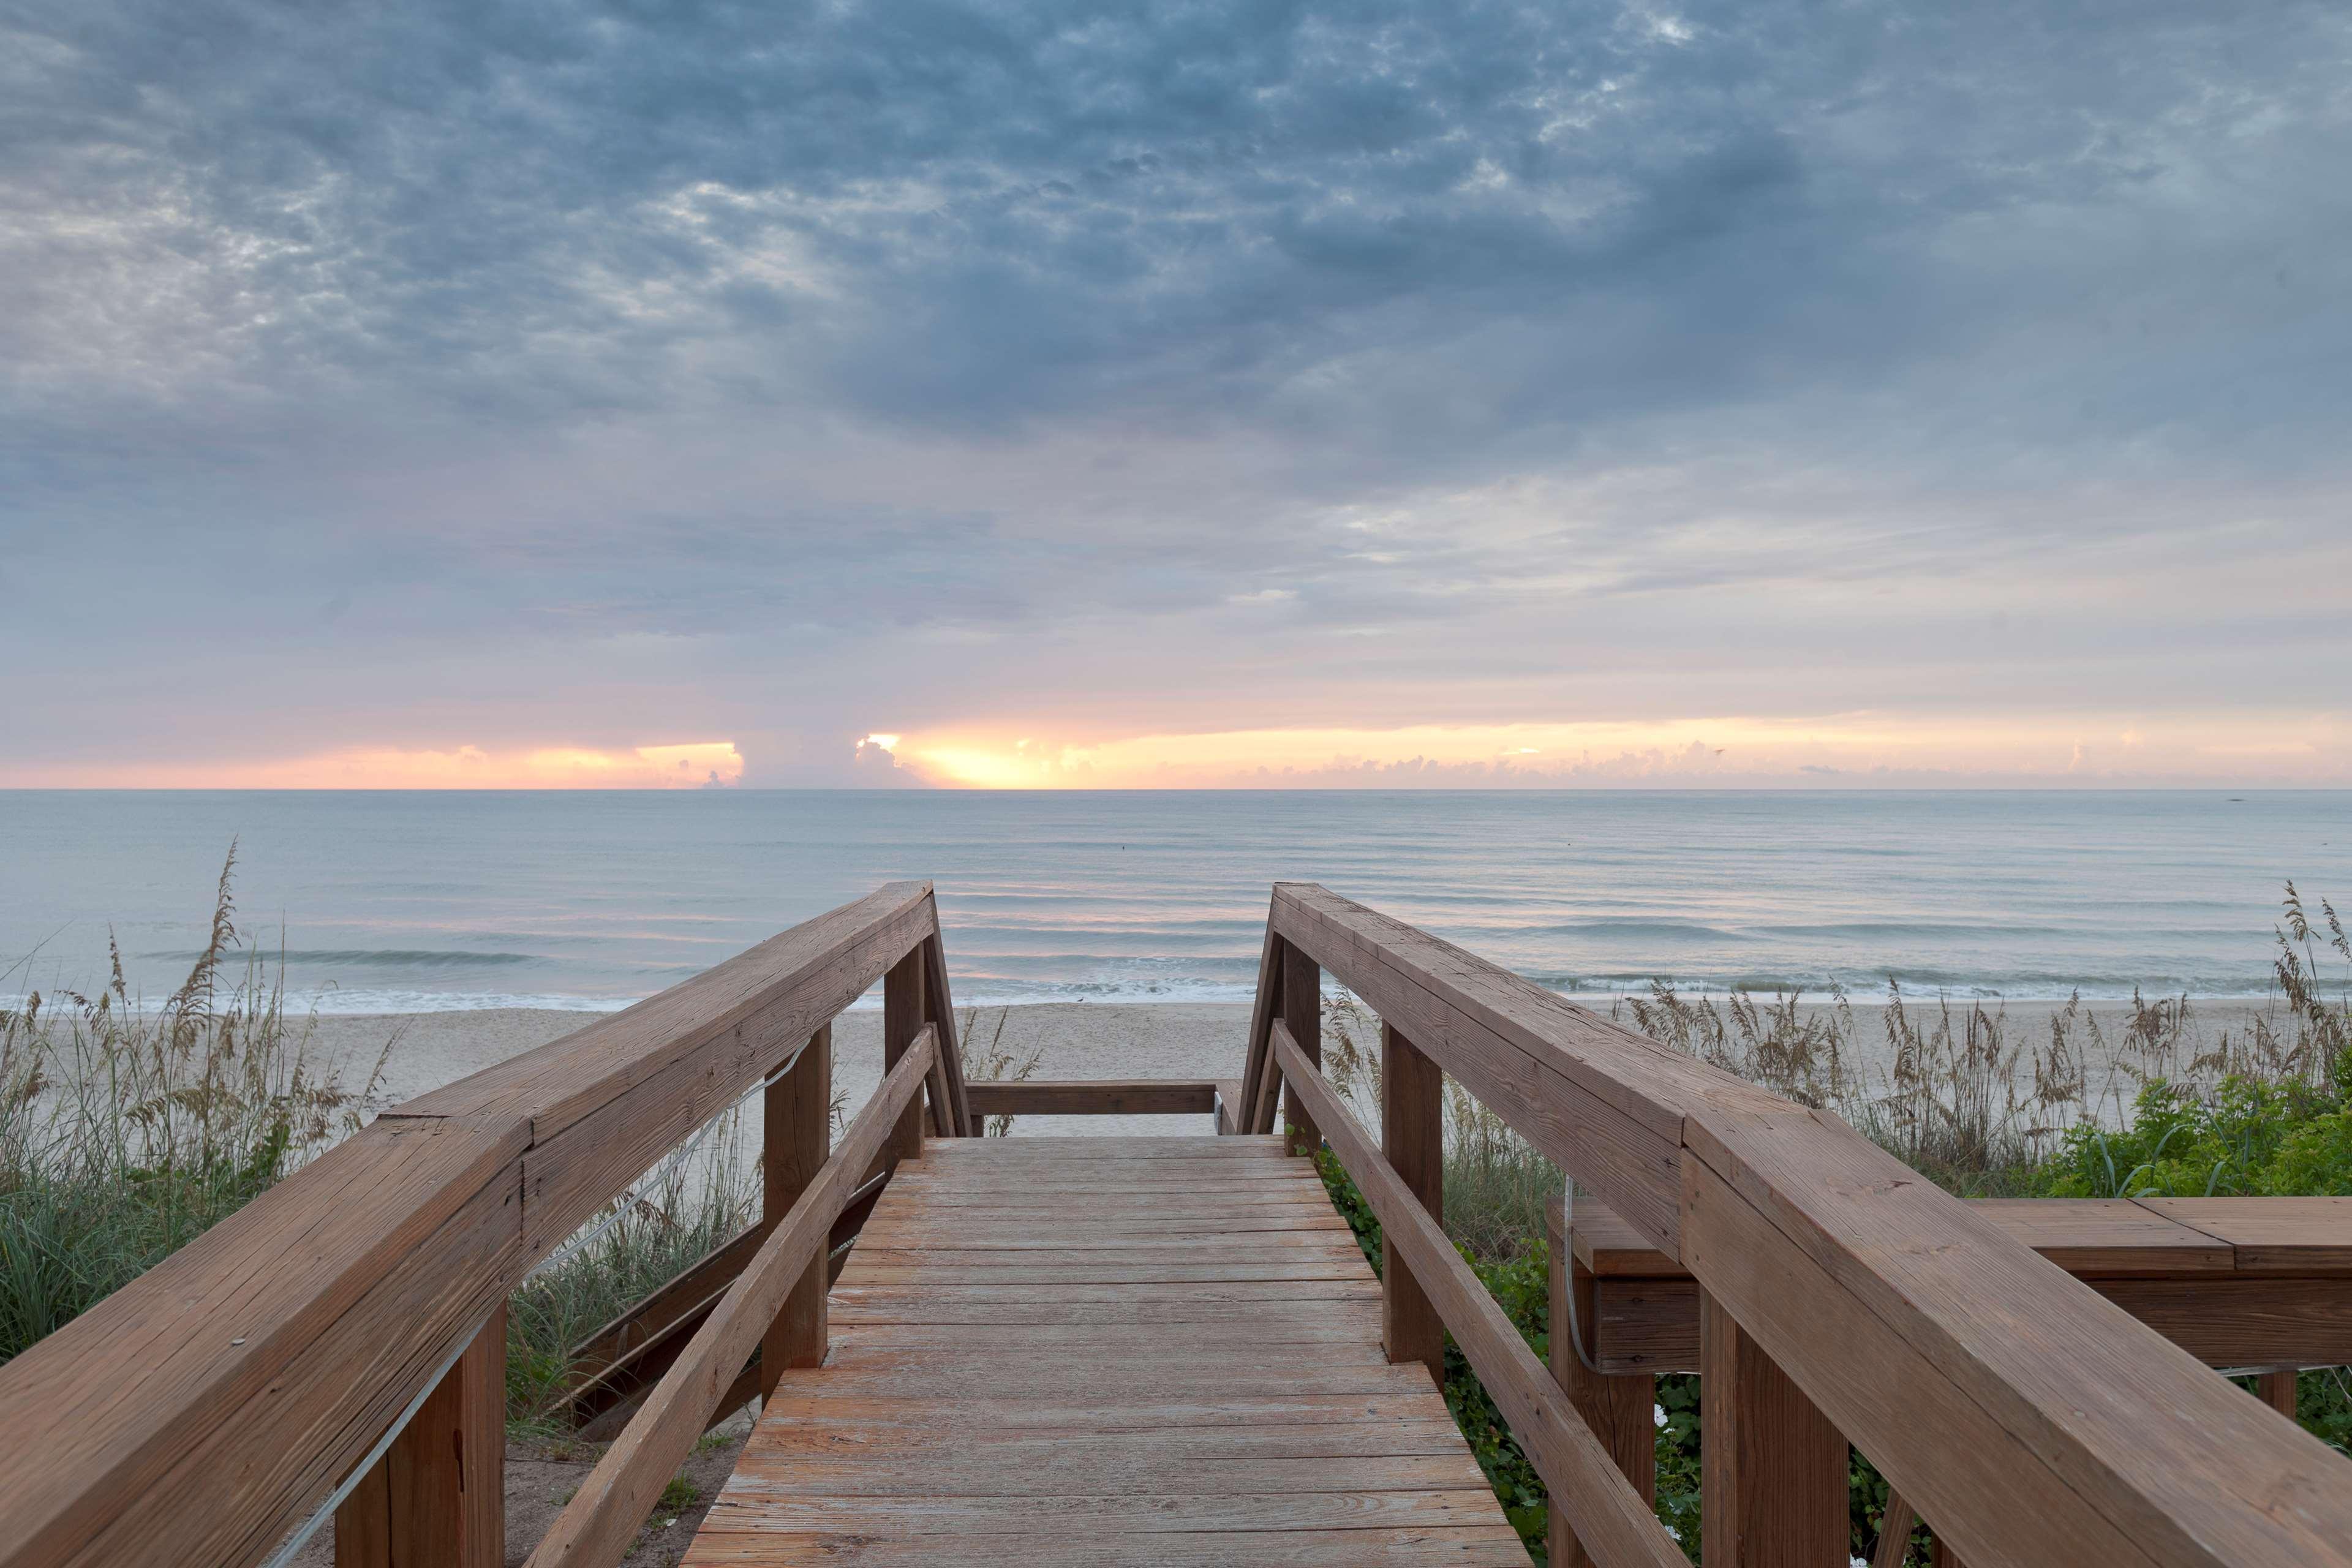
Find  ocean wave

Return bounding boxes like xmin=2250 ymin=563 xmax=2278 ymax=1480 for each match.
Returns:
xmin=138 ymin=948 xmax=548 ymax=968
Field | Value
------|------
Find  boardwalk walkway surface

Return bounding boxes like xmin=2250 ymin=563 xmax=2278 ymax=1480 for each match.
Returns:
xmin=682 ymin=1134 xmax=1529 ymax=1566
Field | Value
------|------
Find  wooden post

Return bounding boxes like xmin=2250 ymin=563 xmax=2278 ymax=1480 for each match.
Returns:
xmin=335 ymin=1305 xmax=505 ymax=1568
xmin=1700 ymin=1289 xmax=1845 ymax=1568
xmin=1381 ymin=1022 xmax=1444 ymax=1382
xmin=2261 ymin=1370 xmax=2299 ymax=1419
xmin=761 ymin=1024 xmax=831 ymax=1396
xmin=883 ymin=951 xmax=927 ymax=1165
xmin=1279 ymin=941 xmax=1321 ymax=1157
xmin=1548 ymin=1202 xmax=1656 ymax=1568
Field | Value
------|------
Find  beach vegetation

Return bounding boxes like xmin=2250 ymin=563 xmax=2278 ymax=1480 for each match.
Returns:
xmin=0 ymin=846 xmax=385 ymax=1365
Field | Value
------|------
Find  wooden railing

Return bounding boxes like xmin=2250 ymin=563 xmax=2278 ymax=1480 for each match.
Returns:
xmin=1234 ymin=882 xmax=2352 ymax=1568
xmin=0 ymin=881 xmax=971 ymax=1568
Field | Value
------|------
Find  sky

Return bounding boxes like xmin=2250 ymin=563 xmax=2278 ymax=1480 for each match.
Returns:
xmin=4 ymin=0 xmax=2348 ymax=789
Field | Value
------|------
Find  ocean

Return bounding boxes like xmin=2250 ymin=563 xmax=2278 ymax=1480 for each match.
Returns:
xmin=3 ymin=790 xmax=2348 ymax=1013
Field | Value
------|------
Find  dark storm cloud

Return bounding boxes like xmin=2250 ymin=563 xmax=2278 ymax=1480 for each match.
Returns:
xmin=3 ymin=0 xmax=2350 ymax=776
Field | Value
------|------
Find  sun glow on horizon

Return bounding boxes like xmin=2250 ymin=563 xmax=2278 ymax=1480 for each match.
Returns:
xmin=878 ymin=712 xmax=2348 ymax=789
xmin=12 ymin=740 xmax=747 ymax=789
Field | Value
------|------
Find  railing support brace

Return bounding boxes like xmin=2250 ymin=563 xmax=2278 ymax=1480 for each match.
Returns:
xmin=763 ymin=1023 xmax=832 ymax=1393
xmin=1381 ymin=1022 xmax=1445 ymax=1382
xmin=1700 ymin=1287 xmax=1847 ymax=1568
xmin=334 ymin=1305 xmax=506 ymax=1568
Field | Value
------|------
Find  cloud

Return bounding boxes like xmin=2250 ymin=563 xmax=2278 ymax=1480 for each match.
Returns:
xmin=3 ymin=0 xmax=2350 ymax=782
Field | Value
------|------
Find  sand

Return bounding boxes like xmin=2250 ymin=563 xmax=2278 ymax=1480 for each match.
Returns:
xmin=306 ymin=995 xmax=2278 ymax=1141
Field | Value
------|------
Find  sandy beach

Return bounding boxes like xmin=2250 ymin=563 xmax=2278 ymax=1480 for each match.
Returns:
xmin=307 ymin=995 xmax=2280 ymax=1140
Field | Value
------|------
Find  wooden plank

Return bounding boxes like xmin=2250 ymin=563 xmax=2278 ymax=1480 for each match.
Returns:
xmin=753 ymin=1392 xmax=1457 ymax=1433
xmin=919 ymin=1134 xmax=1289 ymax=1158
xmin=683 ymin=1525 xmax=1536 ymax=1566
xmin=0 ymin=1118 xmax=525 ymax=1568
xmin=1280 ymin=940 xmax=1323 ymax=1155
xmin=2137 ymin=1197 xmax=2352 ymax=1273
xmin=962 ymin=1080 xmax=1219 ymax=1115
xmin=1588 ymin=1278 xmax=1700 ymax=1374
xmin=1583 ymin=1271 xmax=2352 ymax=1377
xmin=848 ymin=1229 xmax=1356 ymax=1256
xmin=1574 ymin=1195 xmax=2236 ymax=1278
xmin=763 ymin=1023 xmax=831 ymax=1395
xmin=2262 ymin=1371 xmax=2299 ymax=1418
xmin=1872 ymin=1494 xmax=1920 ymax=1568
xmin=882 ymin=951 xmax=927 ymax=1166
xmin=696 ymin=1488 xmax=1515 ymax=1536
xmin=831 ymin=1319 xmax=1388 ymax=1351
xmin=1381 ymin=1021 xmax=1445 ymax=1382
xmin=1547 ymin=1202 xmax=1654 ymax=1568
xmin=337 ymin=1305 xmax=506 ymax=1568
xmin=522 ymin=1027 xmax=937 ymax=1568
xmin=1700 ymin=1286 xmax=1846 ymax=1568
xmin=857 ymin=1208 xmax=1349 ymax=1237
xmin=830 ymin=1284 xmax=1381 ymax=1325
xmin=690 ymin=1129 xmax=1528 ymax=1568
xmin=2090 ymin=1276 xmax=2352 ymax=1368
xmin=731 ymin=1449 xmax=1491 ymax=1498
xmin=1273 ymin=1023 xmax=1686 ymax=1568
xmin=837 ymin=1259 xmax=1374 ymax=1286
xmin=741 ymin=1415 xmax=1472 ymax=1460
xmin=391 ymin=881 xmax=932 ymax=1139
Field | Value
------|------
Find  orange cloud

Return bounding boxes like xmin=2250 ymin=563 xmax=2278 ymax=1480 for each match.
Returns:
xmin=17 ymin=741 xmax=745 ymax=788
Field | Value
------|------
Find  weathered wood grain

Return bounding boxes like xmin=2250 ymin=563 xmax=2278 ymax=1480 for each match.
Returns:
xmin=763 ymin=1023 xmax=831 ymax=1393
xmin=2138 ymin=1197 xmax=2352 ymax=1273
xmin=1700 ymin=1287 xmax=1845 ymax=1568
xmin=684 ymin=1525 xmax=1535 ymax=1566
xmin=688 ymin=1125 xmax=1522 ymax=1567
xmin=1280 ymin=940 xmax=1324 ymax=1155
xmin=962 ymin=1080 xmax=1220 ymax=1115
xmin=1382 ymin=1021 xmax=1446 ymax=1383
xmin=393 ymin=882 xmax=933 ymax=1139
xmin=881 ymin=952 xmax=928 ymax=1164
xmin=336 ymin=1305 xmax=506 ymax=1568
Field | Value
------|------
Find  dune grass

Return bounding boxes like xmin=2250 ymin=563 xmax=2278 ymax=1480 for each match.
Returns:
xmin=0 ymin=846 xmax=386 ymax=1365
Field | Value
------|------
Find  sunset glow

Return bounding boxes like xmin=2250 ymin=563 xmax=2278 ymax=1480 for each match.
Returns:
xmin=8 ymin=742 xmax=747 ymax=790
xmin=866 ymin=713 xmax=2350 ymax=788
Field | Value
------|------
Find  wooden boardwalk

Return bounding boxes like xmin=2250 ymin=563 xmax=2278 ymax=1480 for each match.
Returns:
xmin=682 ymin=1134 xmax=1529 ymax=1566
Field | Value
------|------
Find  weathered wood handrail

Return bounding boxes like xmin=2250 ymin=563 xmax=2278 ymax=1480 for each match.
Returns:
xmin=1243 ymin=881 xmax=2352 ymax=1568
xmin=0 ymin=881 xmax=971 ymax=1568
xmin=525 ymin=1025 xmax=940 ymax=1567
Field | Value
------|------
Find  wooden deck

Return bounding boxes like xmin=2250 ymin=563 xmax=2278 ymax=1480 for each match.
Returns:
xmin=682 ymin=1134 xmax=1529 ymax=1566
